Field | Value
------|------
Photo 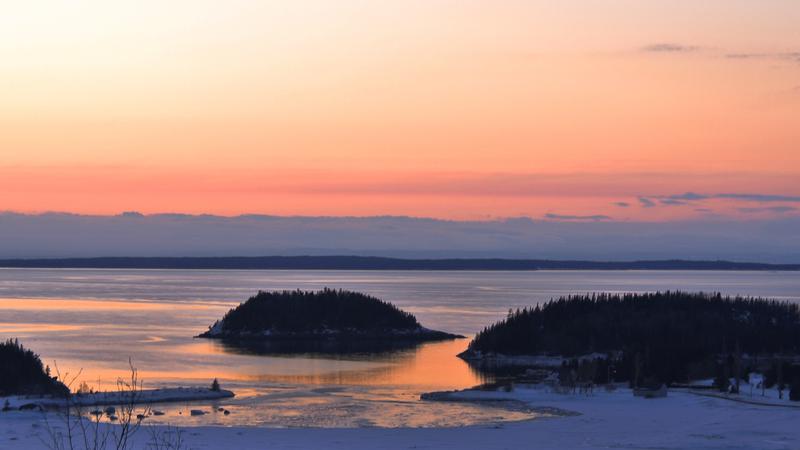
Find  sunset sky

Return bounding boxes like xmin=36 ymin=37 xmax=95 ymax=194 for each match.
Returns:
xmin=2 ymin=1 xmax=799 ymax=221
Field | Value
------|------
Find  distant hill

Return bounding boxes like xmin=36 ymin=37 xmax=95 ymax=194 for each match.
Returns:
xmin=0 ymin=256 xmax=797 ymax=271
xmin=460 ymin=292 xmax=800 ymax=384
xmin=199 ymin=288 xmax=461 ymax=342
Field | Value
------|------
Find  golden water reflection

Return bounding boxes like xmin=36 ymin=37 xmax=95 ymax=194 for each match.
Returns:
xmin=0 ymin=298 xmax=219 ymax=311
xmin=1 ymin=296 xmax=499 ymax=427
xmin=0 ymin=322 xmax=85 ymax=333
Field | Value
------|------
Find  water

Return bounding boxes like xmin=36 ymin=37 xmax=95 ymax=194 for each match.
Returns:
xmin=1 ymin=269 xmax=798 ymax=427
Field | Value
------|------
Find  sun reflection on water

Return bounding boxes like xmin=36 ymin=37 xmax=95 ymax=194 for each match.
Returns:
xmin=0 ymin=298 xmax=508 ymax=427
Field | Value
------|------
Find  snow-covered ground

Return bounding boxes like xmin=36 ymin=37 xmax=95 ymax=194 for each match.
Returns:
xmin=2 ymin=387 xmax=234 ymax=410
xmin=3 ymin=384 xmax=799 ymax=449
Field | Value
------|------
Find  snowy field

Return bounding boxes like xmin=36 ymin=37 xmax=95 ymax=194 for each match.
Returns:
xmin=3 ymin=384 xmax=799 ymax=450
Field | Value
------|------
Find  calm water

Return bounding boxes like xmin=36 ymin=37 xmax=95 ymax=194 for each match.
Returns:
xmin=1 ymin=269 xmax=798 ymax=427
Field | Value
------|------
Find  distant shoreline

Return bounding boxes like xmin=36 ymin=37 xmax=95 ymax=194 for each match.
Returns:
xmin=0 ymin=256 xmax=797 ymax=271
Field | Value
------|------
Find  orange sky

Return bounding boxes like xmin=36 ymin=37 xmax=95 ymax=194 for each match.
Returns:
xmin=1 ymin=1 xmax=799 ymax=220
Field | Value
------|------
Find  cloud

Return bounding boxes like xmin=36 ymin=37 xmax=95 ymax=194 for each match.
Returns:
xmin=638 ymin=197 xmax=656 ymax=208
xmin=637 ymin=45 xmax=800 ymax=65
xmin=656 ymin=192 xmax=709 ymax=205
xmin=544 ymin=213 xmax=612 ymax=221
xmin=642 ymin=43 xmax=698 ymax=53
xmin=738 ymin=206 xmax=798 ymax=214
xmin=648 ymin=192 xmax=800 ymax=206
xmin=725 ymin=52 xmax=800 ymax=63
xmin=613 ymin=202 xmax=630 ymax=208
xmin=717 ymin=193 xmax=800 ymax=203
xmin=725 ymin=53 xmax=761 ymax=60
xmin=659 ymin=199 xmax=688 ymax=206
xmin=665 ymin=192 xmax=709 ymax=201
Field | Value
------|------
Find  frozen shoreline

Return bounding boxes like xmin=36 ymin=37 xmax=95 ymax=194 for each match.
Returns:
xmin=3 ymin=384 xmax=800 ymax=449
xmin=1 ymin=387 xmax=234 ymax=410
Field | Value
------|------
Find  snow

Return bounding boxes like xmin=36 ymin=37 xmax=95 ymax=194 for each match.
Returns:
xmin=207 ymin=320 xmax=223 ymax=335
xmin=3 ymin=384 xmax=800 ymax=449
xmin=458 ymin=351 xmax=615 ymax=367
xmin=202 ymin=326 xmax=459 ymax=340
xmin=1 ymin=387 xmax=234 ymax=410
xmin=689 ymin=379 xmax=800 ymax=408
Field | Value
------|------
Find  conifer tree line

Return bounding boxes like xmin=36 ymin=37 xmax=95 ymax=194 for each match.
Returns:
xmin=215 ymin=288 xmax=420 ymax=333
xmin=0 ymin=338 xmax=68 ymax=396
xmin=467 ymin=292 xmax=800 ymax=385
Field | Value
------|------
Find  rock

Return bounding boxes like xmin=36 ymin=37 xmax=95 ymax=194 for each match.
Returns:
xmin=104 ymin=406 xmax=116 ymax=415
xmin=18 ymin=403 xmax=43 ymax=411
xmin=152 ymin=410 xmax=165 ymax=416
xmin=19 ymin=403 xmax=43 ymax=411
xmin=136 ymin=414 xmax=146 ymax=420
xmin=190 ymin=409 xmax=206 ymax=416
xmin=223 ymin=409 xmax=230 ymax=415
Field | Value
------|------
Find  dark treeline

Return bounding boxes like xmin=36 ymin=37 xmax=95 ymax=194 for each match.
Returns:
xmin=206 ymin=288 xmax=421 ymax=334
xmin=464 ymin=292 xmax=800 ymax=385
xmin=0 ymin=339 xmax=68 ymax=396
xmin=0 ymin=256 xmax=797 ymax=271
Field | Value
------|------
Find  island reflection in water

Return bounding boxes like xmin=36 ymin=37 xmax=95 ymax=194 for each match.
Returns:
xmin=207 ymin=337 xmax=485 ymax=387
xmin=84 ymin=339 xmax=524 ymax=429
xmin=130 ymin=338 xmax=535 ymax=428
xmin=6 ymin=269 xmax=798 ymax=427
xmin=1 ymin=296 xmax=530 ymax=427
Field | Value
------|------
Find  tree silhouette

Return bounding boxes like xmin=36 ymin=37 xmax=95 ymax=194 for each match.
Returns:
xmin=465 ymin=292 xmax=800 ymax=385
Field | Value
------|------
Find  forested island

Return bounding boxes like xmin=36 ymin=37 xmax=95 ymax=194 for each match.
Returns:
xmin=460 ymin=292 xmax=800 ymax=390
xmin=199 ymin=289 xmax=461 ymax=342
xmin=0 ymin=339 xmax=68 ymax=397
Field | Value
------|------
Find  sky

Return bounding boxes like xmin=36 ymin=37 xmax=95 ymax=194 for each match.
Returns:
xmin=1 ymin=1 xmax=799 ymax=221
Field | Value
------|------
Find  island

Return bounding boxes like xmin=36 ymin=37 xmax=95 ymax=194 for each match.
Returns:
xmin=459 ymin=291 xmax=800 ymax=395
xmin=198 ymin=288 xmax=463 ymax=343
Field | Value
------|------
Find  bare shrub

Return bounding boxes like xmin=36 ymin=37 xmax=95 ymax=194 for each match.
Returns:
xmin=40 ymin=360 xmax=185 ymax=450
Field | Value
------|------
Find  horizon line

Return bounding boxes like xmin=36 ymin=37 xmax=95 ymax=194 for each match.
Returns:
xmin=0 ymin=255 xmax=797 ymax=270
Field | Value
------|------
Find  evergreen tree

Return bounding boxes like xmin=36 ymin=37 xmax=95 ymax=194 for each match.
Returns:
xmin=464 ymin=292 xmax=800 ymax=385
xmin=0 ymin=339 xmax=69 ymax=396
xmin=212 ymin=288 xmax=421 ymax=333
